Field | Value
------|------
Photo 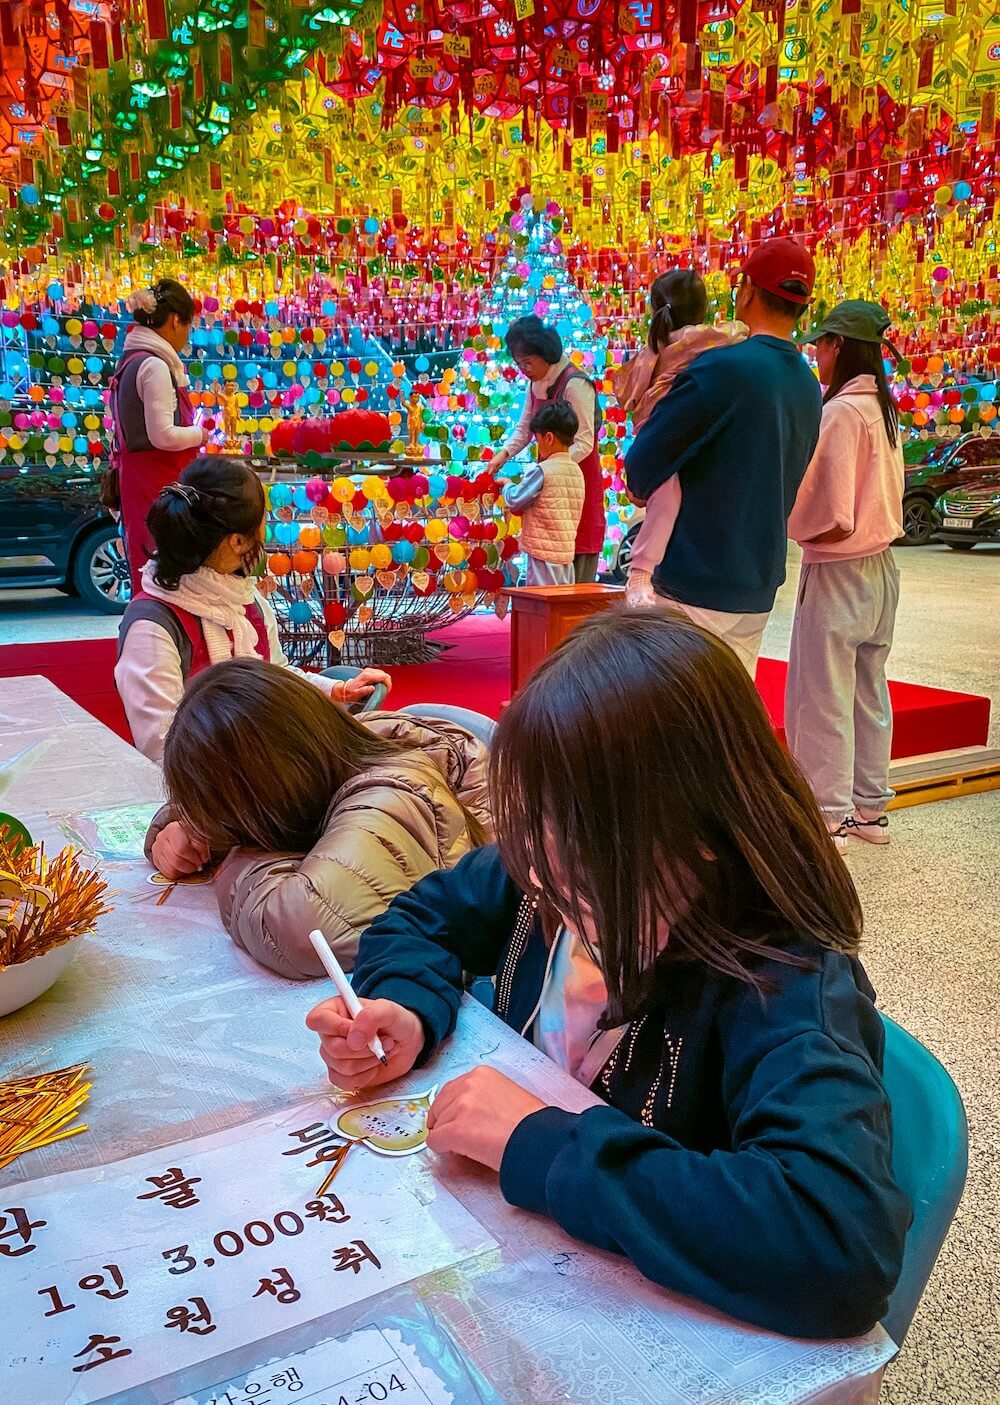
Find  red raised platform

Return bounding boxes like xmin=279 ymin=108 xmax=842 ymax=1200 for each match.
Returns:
xmin=0 ymin=615 xmax=991 ymax=762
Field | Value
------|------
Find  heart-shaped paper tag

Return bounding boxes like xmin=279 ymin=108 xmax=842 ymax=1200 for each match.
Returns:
xmin=494 ymin=596 xmax=510 ymax=620
xmin=328 ymin=629 xmax=346 ymax=651
xmin=449 ymin=595 xmax=465 ymax=613
xmin=376 ymin=570 xmax=397 ymax=591
xmin=276 ymin=505 xmax=294 ymax=523
xmin=395 ymin=503 xmax=411 ymax=519
xmin=332 ymin=1088 xmax=437 ymax=1156
xmin=357 ymin=604 xmax=374 ymax=623
xmin=410 ymin=570 xmax=430 ymax=593
xmin=310 ymin=505 xmax=330 ymax=524
xmin=433 ymin=543 xmax=452 ymax=565
xmin=350 ymin=513 xmax=368 ymax=531
xmin=355 ymin=575 xmax=375 ymax=597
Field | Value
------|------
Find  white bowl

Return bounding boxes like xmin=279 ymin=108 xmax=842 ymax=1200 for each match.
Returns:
xmin=0 ymin=942 xmax=79 ymax=1018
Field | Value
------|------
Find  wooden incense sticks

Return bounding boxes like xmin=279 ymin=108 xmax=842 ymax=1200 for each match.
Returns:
xmin=0 ymin=1063 xmax=91 ymax=1173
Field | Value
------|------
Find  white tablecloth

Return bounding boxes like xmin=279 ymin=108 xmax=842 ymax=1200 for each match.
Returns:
xmin=0 ymin=676 xmax=893 ymax=1403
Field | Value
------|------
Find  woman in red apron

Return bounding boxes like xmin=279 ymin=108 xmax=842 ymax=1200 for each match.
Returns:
xmin=491 ymin=315 xmax=605 ymax=582
xmin=111 ymin=279 xmax=207 ymax=594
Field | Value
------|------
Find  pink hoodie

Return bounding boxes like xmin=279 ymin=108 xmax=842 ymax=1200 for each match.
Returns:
xmin=788 ymin=375 xmax=904 ymax=564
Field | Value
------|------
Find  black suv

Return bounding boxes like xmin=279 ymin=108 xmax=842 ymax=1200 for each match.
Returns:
xmin=902 ymin=433 xmax=1000 ymax=545
xmin=0 ymin=462 xmax=131 ymax=613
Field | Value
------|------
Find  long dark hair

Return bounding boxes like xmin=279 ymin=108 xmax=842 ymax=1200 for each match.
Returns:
xmin=824 ymin=336 xmax=899 ymax=448
xmin=163 ymin=659 xmax=404 ymax=853
xmin=146 ymin=455 xmax=265 ymax=589
xmin=648 ymin=269 xmax=708 ymax=353
xmin=490 ymin=610 xmax=863 ymax=1018
xmin=133 ymin=278 xmax=195 ymax=329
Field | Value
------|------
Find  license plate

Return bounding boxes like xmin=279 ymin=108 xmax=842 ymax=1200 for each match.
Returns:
xmin=948 ymin=517 xmax=974 ymax=528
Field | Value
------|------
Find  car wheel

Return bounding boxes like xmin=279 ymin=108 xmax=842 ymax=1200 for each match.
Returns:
xmin=900 ymin=496 xmax=935 ymax=546
xmin=946 ymin=541 xmax=976 ymax=551
xmin=72 ymin=523 xmax=132 ymax=613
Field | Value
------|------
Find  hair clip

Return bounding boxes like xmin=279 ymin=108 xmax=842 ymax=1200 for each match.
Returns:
xmin=164 ymin=483 xmax=198 ymax=505
xmin=127 ymin=289 xmax=157 ymax=314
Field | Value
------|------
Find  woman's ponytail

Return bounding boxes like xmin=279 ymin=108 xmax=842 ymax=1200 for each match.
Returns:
xmin=146 ymin=455 xmax=265 ymax=590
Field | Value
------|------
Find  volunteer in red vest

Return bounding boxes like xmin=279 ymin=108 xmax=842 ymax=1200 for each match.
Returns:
xmin=115 ymin=456 xmax=390 ymax=764
xmin=491 ymin=315 xmax=605 ymax=582
xmin=112 ymin=279 xmax=208 ymax=595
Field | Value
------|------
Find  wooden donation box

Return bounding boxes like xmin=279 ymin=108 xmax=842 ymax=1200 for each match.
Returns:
xmin=502 ymin=584 xmax=625 ymax=694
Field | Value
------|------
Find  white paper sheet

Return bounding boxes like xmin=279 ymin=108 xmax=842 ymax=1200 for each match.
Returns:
xmin=166 ymin=1323 xmax=474 ymax=1405
xmin=0 ymin=1099 xmax=496 ymax=1404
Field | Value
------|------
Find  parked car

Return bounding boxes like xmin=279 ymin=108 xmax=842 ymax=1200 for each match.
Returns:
xmin=901 ymin=433 xmax=1000 ymax=545
xmin=932 ymin=481 xmax=1000 ymax=549
xmin=0 ymin=461 xmax=131 ymax=613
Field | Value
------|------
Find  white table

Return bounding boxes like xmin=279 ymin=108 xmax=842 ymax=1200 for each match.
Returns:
xmin=0 ymin=676 xmax=893 ymax=1404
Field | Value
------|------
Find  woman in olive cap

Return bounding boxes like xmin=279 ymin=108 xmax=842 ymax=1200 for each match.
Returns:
xmin=785 ymin=300 xmax=905 ymax=848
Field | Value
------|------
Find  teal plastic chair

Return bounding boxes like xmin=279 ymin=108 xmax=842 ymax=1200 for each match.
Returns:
xmin=397 ymin=702 xmax=496 ymax=746
xmin=321 ymin=666 xmax=388 ymax=714
xmin=879 ymin=1014 xmax=968 ymax=1348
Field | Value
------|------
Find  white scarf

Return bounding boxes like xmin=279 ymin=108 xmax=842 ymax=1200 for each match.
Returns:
xmin=124 ymin=325 xmax=190 ymax=388
xmin=140 ymin=562 xmax=261 ymax=665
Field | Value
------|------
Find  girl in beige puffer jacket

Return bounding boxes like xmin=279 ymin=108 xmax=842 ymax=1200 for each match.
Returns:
xmin=144 ymin=657 xmax=492 ymax=979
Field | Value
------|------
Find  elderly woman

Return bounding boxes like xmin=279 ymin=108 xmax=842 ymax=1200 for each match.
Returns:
xmin=491 ymin=315 xmax=605 ymax=582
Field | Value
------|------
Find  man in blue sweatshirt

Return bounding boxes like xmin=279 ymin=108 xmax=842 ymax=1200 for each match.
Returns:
xmin=625 ymin=238 xmax=823 ymax=673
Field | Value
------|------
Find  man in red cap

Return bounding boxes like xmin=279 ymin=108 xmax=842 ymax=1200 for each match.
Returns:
xmin=625 ymin=237 xmax=822 ymax=674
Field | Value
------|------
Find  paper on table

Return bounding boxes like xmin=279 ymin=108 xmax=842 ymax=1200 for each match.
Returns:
xmin=57 ymin=803 xmax=162 ymax=864
xmin=0 ymin=1098 xmax=496 ymax=1404
xmin=166 ymin=1320 xmax=488 ymax=1405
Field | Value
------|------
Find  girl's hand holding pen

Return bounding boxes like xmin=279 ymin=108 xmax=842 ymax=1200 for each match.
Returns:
xmin=306 ymin=996 xmax=425 ymax=1092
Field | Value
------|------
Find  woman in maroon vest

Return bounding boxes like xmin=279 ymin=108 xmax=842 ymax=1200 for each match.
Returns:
xmin=491 ymin=315 xmax=605 ymax=582
xmin=112 ymin=280 xmax=208 ymax=595
xmin=115 ymin=456 xmax=389 ymax=764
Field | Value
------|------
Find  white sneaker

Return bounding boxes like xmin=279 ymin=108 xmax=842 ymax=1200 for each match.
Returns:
xmin=826 ymin=819 xmax=849 ymax=852
xmin=844 ymin=811 xmax=890 ymax=845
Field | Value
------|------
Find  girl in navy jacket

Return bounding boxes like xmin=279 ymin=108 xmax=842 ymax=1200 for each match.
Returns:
xmin=307 ymin=610 xmax=909 ymax=1340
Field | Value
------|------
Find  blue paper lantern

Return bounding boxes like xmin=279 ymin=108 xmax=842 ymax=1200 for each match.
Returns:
xmin=293 ymin=485 xmax=312 ymax=512
xmin=429 ymin=473 xmax=447 ymax=499
xmin=289 ymin=600 xmax=312 ymax=624
xmin=268 ymin=482 xmax=293 ymax=508
xmin=347 ymin=524 xmax=369 ymax=546
xmin=275 ymin=521 xmax=298 ymax=546
xmin=393 ymin=540 xmax=416 ymax=564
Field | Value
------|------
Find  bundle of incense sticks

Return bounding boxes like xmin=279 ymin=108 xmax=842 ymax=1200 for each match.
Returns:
xmin=0 ymin=834 xmax=110 ymax=967
xmin=0 ymin=1063 xmax=91 ymax=1172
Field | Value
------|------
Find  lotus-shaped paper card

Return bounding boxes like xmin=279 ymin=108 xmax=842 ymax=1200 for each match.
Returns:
xmin=332 ymin=1087 xmax=437 ymax=1156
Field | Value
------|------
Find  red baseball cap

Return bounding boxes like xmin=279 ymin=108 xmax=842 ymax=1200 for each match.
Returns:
xmin=742 ymin=238 xmax=815 ymax=305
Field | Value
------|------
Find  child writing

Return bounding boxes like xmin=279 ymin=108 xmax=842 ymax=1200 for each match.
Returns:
xmin=115 ymin=455 xmax=389 ymax=764
xmin=307 ymin=610 xmax=909 ymax=1340
xmin=612 ymin=270 xmax=745 ymax=607
xmin=145 ymin=658 xmax=491 ymax=978
xmin=499 ymin=400 xmax=585 ymax=586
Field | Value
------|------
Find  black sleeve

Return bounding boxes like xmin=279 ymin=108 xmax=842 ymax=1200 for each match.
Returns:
xmin=350 ymin=845 xmax=523 ymax=1061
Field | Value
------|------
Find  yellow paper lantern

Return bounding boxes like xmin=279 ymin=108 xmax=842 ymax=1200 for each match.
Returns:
xmin=361 ymin=474 xmax=386 ymax=501
xmin=330 ymin=476 xmax=355 ymax=502
xmin=349 ymin=547 xmax=371 ymax=571
xmin=65 ymin=317 xmax=82 ymax=336
xmin=447 ymin=541 xmax=465 ymax=565
xmin=425 ymin=518 xmax=448 ymax=543
xmin=222 ymin=363 xmax=238 ymax=380
xmin=364 ymin=361 xmax=379 ymax=377
xmin=67 ymin=357 xmax=84 ymax=375
xmin=370 ymin=543 xmax=393 ymax=569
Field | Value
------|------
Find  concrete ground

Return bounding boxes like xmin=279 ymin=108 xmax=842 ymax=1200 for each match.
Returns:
xmin=1 ymin=542 xmax=998 ymax=1402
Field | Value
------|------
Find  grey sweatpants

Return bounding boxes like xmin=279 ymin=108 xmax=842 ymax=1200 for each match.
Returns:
xmin=525 ymin=555 xmax=574 ymax=586
xmin=785 ymin=549 xmax=900 ymax=822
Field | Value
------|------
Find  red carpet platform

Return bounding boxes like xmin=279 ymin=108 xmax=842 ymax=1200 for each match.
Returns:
xmin=0 ymin=614 xmax=990 ymax=761
xmin=388 ymin=615 xmax=992 ymax=760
